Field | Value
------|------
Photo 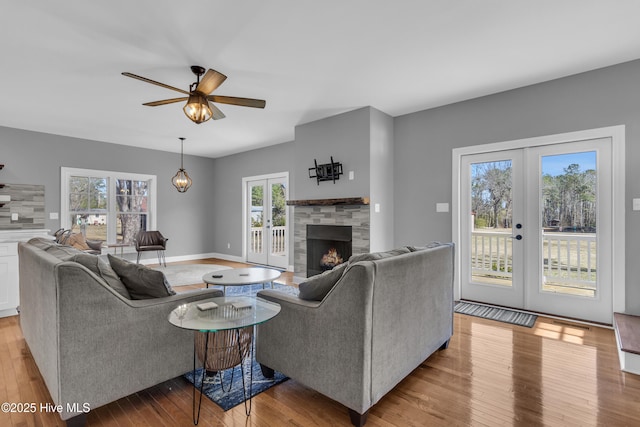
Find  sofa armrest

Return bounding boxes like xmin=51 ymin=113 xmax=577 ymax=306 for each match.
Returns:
xmin=256 ymin=264 xmax=375 ymax=414
xmin=53 ymin=262 xmax=223 ymax=419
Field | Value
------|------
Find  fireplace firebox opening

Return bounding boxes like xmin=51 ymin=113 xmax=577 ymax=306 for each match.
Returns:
xmin=306 ymin=224 xmax=352 ymax=277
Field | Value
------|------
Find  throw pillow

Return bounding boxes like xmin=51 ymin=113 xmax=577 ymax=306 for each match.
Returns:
xmin=72 ymin=254 xmax=131 ymax=299
xmin=298 ymin=262 xmax=348 ymax=301
xmin=68 ymin=233 xmax=91 ymax=251
xmin=108 ymin=254 xmax=176 ymax=299
xmin=348 ymin=247 xmax=411 ymax=263
xmin=406 ymin=241 xmax=444 ymax=252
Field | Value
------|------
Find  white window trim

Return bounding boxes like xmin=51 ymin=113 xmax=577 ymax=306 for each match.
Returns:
xmin=61 ymin=167 xmax=157 ymax=243
xmin=451 ymin=125 xmax=625 ymax=313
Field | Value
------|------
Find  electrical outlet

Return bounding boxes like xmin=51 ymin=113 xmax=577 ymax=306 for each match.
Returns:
xmin=227 ymin=242 xmax=231 ymax=249
xmin=11 ymin=213 xmax=18 ymax=221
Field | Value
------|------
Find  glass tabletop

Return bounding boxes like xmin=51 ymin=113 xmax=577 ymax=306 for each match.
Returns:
xmin=168 ymin=296 xmax=281 ymax=332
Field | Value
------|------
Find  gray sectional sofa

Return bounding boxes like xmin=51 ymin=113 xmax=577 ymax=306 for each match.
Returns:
xmin=256 ymin=243 xmax=455 ymax=426
xmin=18 ymin=238 xmax=222 ymax=426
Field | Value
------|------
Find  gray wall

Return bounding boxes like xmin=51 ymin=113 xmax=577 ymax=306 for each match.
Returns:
xmin=210 ymin=141 xmax=295 ymax=258
xmin=393 ymin=58 xmax=640 ymax=313
xmin=293 ymin=107 xmax=371 ymax=200
xmin=369 ymin=107 xmax=394 ymax=251
xmin=0 ymin=126 xmax=217 ymax=260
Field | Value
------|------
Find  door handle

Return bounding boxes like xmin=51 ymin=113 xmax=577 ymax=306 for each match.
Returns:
xmin=515 ymin=235 xmax=522 ymax=240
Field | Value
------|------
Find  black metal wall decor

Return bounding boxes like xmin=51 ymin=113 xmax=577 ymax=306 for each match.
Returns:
xmin=309 ymin=157 xmax=343 ymax=185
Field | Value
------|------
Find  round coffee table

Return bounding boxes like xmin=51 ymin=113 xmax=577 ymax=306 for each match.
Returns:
xmin=202 ymin=267 xmax=282 ymax=295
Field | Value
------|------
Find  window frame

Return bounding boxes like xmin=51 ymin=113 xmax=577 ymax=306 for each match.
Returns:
xmin=61 ymin=167 xmax=157 ymax=244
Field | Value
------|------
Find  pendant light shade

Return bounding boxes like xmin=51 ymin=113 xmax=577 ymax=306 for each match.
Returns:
xmin=172 ymin=137 xmax=192 ymax=192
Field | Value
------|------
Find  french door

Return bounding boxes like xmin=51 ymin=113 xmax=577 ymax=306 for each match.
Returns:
xmin=459 ymin=137 xmax=614 ymax=323
xmin=245 ymin=175 xmax=288 ymax=269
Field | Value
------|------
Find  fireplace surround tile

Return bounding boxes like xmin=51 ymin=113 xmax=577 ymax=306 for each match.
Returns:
xmin=294 ymin=205 xmax=370 ymax=278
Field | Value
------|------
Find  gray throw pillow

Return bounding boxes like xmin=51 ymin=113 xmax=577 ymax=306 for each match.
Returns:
xmin=298 ymin=262 xmax=348 ymax=301
xmin=72 ymin=254 xmax=131 ymax=299
xmin=406 ymin=241 xmax=444 ymax=252
xmin=108 ymin=254 xmax=175 ymax=299
xmin=348 ymin=247 xmax=411 ymax=263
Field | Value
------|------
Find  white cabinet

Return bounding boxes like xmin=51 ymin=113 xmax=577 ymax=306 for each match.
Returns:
xmin=0 ymin=230 xmax=52 ymax=318
xmin=0 ymin=242 xmax=19 ymax=317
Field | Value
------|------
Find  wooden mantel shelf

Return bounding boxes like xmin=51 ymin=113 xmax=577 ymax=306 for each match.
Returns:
xmin=287 ymin=197 xmax=370 ymax=206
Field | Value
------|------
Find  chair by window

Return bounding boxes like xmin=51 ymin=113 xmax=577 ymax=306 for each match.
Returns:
xmin=134 ymin=231 xmax=168 ymax=266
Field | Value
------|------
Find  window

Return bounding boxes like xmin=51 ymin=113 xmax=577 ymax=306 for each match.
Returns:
xmin=61 ymin=168 xmax=157 ymax=244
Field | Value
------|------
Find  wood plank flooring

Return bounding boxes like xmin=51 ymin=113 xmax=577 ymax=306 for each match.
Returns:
xmin=2 ymin=258 xmax=640 ymax=426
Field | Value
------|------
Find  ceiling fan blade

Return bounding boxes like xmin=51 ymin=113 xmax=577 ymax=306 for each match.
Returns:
xmin=196 ymin=69 xmax=227 ymax=95
xmin=207 ymin=95 xmax=266 ymax=109
xmin=142 ymin=97 xmax=188 ymax=106
xmin=122 ymin=72 xmax=191 ymax=95
xmin=209 ymin=102 xmax=226 ymax=120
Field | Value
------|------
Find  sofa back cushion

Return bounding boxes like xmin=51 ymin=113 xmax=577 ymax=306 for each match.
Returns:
xmin=71 ymin=254 xmax=131 ymax=299
xmin=108 ymin=254 xmax=175 ymax=299
xmin=27 ymin=237 xmax=57 ymax=250
xmin=43 ymin=244 xmax=83 ymax=260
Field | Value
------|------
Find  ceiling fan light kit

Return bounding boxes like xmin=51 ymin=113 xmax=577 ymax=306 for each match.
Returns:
xmin=122 ymin=65 xmax=266 ymax=125
xmin=183 ymin=93 xmax=213 ymax=124
xmin=172 ymin=137 xmax=192 ymax=193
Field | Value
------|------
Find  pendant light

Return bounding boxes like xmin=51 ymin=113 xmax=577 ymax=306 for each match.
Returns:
xmin=171 ymin=137 xmax=192 ymax=192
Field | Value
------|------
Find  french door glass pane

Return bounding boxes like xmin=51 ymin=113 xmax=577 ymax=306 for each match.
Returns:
xmin=270 ymin=183 xmax=286 ymax=257
xmin=470 ymin=160 xmax=513 ymax=287
xmin=540 ymin=151 xmax=597 ymax=297
xmin=250 ymin=184 xmax=264 ymax=254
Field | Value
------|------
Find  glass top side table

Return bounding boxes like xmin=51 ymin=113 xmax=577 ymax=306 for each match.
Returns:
xmin=169 ymin=296 xmax=281 ymax=424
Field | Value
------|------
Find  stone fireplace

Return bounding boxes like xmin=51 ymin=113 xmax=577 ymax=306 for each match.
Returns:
xmin=289 ymin=198 xmax=370 ymax=280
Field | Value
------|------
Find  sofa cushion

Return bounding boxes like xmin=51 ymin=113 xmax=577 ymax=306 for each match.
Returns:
xmin=348 ymin=247 xmax=411 ymax=264
xmin=107 ymin=254 xmax=175 ymax=299
xmin=71 ymin=254 xmax=131 ymax=299
xmin=298 ymin=262 xmax=348 ymax=301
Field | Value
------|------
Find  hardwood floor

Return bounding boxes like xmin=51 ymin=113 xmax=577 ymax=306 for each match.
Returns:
xmin=2 ymin=258 xmax=640 ymax=426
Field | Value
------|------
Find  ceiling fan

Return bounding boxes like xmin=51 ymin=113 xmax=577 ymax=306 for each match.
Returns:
xmin=122 ymin=65 xmax=266 ymax=124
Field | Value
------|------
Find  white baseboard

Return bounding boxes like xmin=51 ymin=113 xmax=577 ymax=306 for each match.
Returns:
xmin=0 ymin=308 xmax=18 ymax=319
xmin=137 ymin=252 xmax=245 ymax=265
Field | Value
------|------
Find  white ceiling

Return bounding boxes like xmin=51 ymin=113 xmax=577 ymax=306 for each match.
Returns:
xmin=2 ymin=1 xmax=640 ymax=158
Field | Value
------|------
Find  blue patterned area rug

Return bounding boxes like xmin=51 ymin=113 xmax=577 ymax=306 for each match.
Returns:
xmin=455 ymin=301 xmax=537 ymax=328
xmin=184 ymin=358 xmax=287 ymax=411
xmin=215 ymin=282 xmax=299 ymax=297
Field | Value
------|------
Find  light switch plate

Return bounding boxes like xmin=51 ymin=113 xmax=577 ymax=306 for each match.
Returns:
xmin=11 ymin=213 xmax=18 ymax=221
xmin=374 ymin=203 xmax=381 ymax=213
xmin=49 ymin=212 xmax=59 ymax=220
xmin=436 ymin=203 xmax=449 ymax=213
xmin=634 ymin=198 xmax=640 ymax=211
xmin=349 ymin=171 xmax=355 ymax=180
